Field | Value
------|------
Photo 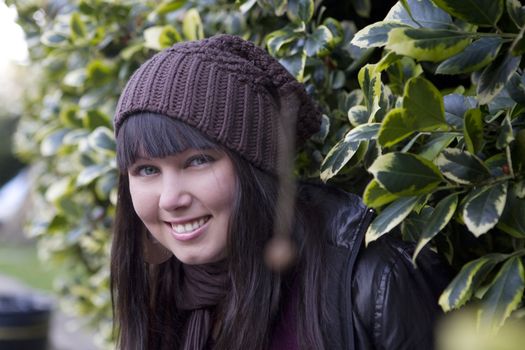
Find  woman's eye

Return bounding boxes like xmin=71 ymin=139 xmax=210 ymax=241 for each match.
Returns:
xmin=186 ymin=154 xmax=214 ymax=167
xmin=136 ymin=165 xmax=158 ymax=176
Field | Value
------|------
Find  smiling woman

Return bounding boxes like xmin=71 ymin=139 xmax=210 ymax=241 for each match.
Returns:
xmin=110 ymin=34 xmax=451 ymax=350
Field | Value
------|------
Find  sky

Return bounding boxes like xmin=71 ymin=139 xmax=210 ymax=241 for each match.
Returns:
xmin=0 ymin=0 xmax=29 ymax=116
xmin=0 ymin=0 xmax=28 ymax=70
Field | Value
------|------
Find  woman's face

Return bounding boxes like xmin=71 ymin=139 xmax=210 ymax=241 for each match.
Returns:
xmin=127 ymin=148 xmax=236 ymax=265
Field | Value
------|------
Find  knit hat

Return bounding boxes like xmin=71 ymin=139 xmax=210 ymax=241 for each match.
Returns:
xmin=114 ymin=34 xmax=321 ymax=173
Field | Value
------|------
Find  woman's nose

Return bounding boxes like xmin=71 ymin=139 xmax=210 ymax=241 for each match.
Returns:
xmin=158 ymin=178 xmax=192 ymax=211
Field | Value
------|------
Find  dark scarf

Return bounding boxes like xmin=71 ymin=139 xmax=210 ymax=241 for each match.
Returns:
xmin=176 ymin=262 xmax=229 ymax=350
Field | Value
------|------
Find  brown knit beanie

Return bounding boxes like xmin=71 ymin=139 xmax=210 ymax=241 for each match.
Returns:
xmin=114 ymin=34 xmax=321 ymax=173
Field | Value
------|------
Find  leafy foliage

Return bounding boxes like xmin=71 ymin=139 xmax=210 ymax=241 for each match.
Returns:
xmin=8 ymin=0 xmax=525 ymax=344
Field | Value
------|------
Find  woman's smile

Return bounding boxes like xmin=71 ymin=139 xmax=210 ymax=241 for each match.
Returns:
xmin=128 ymin=148 xmax=236 ymax=264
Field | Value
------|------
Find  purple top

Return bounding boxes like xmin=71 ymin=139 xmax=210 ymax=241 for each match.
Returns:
xmin=269 ymin=282 xmax=299 ymax=350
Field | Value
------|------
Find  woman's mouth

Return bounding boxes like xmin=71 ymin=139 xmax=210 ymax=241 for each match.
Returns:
xmin=167 ymin=216 xmax=211 ymax=241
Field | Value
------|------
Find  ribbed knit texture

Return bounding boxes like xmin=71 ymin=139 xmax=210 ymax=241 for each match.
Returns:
xmin=114 ymin=34 xmax=321 ymax=173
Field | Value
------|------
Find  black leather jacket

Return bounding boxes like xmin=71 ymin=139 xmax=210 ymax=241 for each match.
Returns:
xmin=297 ymin=183 xmax=451 ymax=350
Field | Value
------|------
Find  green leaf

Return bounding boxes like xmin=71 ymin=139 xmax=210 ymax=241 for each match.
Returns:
xmin=439 ymin=254 xmax=504 ymax=311
xmin=320 ymin=138 xmax=361 ymax=181
xmin=435 ymin=148 xmax=491 ymax=185
xmin=86 ymin=60 xmax=112 ymax=86
xmin=403 ymin=76 xmax=448 ymax=131
xmin=88 ymin=127 xmax=116 ymax=154
xmin=385 ymin=0 xmax=453 ymax=29
xmin=182 ymin=8 xmax=204 ymax=41
xmin=463 ymin=182 xmax=508 ymax=237
xmin=497 ymin=113 xmax=514 ymax=150
xmin=345 ymin=123 xmax=381 ymax=142
xmin=432 ymin=0 xmax=504 ymax=26
xmin=480 ymin=257 xmax=525 ymax=331
xmin=413 ymin=193 xmax=458 ymax=262
xmin=159 ymin=25 xmax=182 ymax=48
xmin=418 ymin=133 xmax=456 ymax=160
xmin=365 ymin=195 xmax=422 ymax=244
xmin=377 ymin=108 xmax=414 ymax=147
xmin=70 ymin=12 xmax=87 ymax=40
xmin=154 ymin=0 xmax=186 ymax=15
xmin=401 ymin=207 xmax=434 ymax=242
xmin=386 ymin=27 xmax=471 ymax=62
xmin=144 ymin=26 xmax=166 ymax=51
xmin=436 ymin=38 xmax=502 ymax=75
xmin=510 ymin=26 xmax=525 ymax=56
xmin=305 ymin=25 xmax=333 ymax=57
xmin=348 ymin=105 xmax=369 ymax=127
xmin=477 ymin=53 xmax=522 ymax=105
xmin=257 ymin=0 xmax=287 ymax=16
xmin=279 ymin=51 xmax=306 ymax=82
xmin=41 ymin=129 xmax=68 ymax=157
xmin=363 ymin=179 xmax=400 ymax=209
xmin=287 ymin=0 xmax=314 ymax=23
xmin=352 ymin=0 xmax=371 ymax=18
xmin=497 ymin=185 xmax=525 ymax=238
xmin=41 ymin=31 xmax=68 ymax=47
xmin=507 ymin=0 xmax=525 ymax=27
xmin=506 ymin=72 xmax=525 ymax=105
xmin=375 ymin=51 xmax=403 ymax=72
xmin=463 ymin=108 xmax=484 ymax=154
xmin=63 ymin=68 xmax=87 ymax=89
xmin=351 ymin=21 xmax=410 ymax=48
xmin=368 ymin=152 xmax=443 ymax=196
xmin=444 ymin=93 xmax=477 ymax=129
xmin=76 ymin=164 xmax=111 ymax=186
xmin=45 ymin=177 xmax=74 ymax=203
xmin=358 ymin=65 xmax=382 ymax=121
xmin=266 ymin=26 xmax=297 ymax=56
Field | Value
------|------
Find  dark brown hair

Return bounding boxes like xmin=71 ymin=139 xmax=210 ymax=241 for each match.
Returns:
xmin=111 ymin=113 xmax=327 ymax=349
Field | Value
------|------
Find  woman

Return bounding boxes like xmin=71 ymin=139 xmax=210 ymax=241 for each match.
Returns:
xmin=111 ymin=34 xmax=451 ymax=350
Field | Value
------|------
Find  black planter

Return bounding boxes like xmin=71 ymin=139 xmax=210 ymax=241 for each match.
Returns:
xmin=0 ymin=294 xmax=53 ymax=350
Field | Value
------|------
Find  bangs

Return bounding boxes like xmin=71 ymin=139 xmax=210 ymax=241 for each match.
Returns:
xmin=116 ymin=113 xmax=219 ymax=171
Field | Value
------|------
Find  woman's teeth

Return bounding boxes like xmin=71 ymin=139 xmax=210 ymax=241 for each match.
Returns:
xmin=172 ymin=217 xmax=208 ymax=234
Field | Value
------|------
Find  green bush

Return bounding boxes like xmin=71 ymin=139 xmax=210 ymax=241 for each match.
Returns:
xmin=9 ymin=0 xmax=525 ymax=345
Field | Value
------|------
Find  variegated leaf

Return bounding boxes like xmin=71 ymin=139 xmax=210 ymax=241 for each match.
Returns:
xmin=435 ymin=148 xmax=491 ymax=185
xmin=418 ymin=133 xmax=456 ymax=160
xmin=287 ymin=0 xmax=314 ymax=23
xmin=496 ymin=113 xmax=514 ymax=150
xmin=351 ymin=21 xmax=410 ymax=48
xmin=305 ymin=25 xmax=333 ymax=57
xmin=444 ymin=93 xmax=478 ymax=129
xmin=368 ymin=152 xmax=443 ymax=196
xmin=439 ymin=254 xmax=505 ymax=311
xmin=386 ymin=27 xmax=471 ymax=62
xmin=320 ymin=138 xmax=361 ymax=181
xmin=365 ymin=195 xmax=422 ymax=245
xmin=463 ymin=182 xmax=508 ymax=237
xmin=477 ymin=53 xmax=522 ymax=105
xmin=506 ymin=72 xmax=525 ymax=105
xmin=377 ymin=108 xmax=413 ymax=147
xmin=436 ymin=37 xmax=503 ymax=75
xmin=480 ymin=257 xmax=525 ymax=331
xmin=385 ymin=0 xmax=453 ymax=29
xmin=463 ymin=108 xmax=484 ymax=154
xmin=432 ymin=0 xmax=504 ymax=26
xmin=363 ymin=179 xmax=399 ymax=209
xmin=403 ymin=76 xmax=448 ymax=131
xmin=345 ymin=123 xmax=381 ymax=142
xmin=497 ymin=185 xmax=525 ymax=238
xmin=348 ymin=105 xmax=369 ymax=126
xmin=413 ymin=193 xmax=458 ymax=262
xmin=401 ymin=207 xmax=433 ymax=242
xmin=507 ymin=0 xmax=525 ymax=27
